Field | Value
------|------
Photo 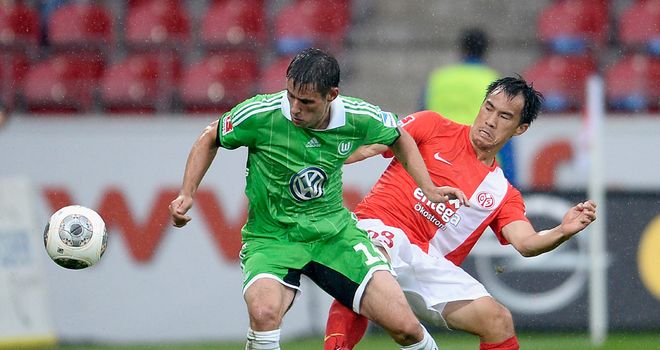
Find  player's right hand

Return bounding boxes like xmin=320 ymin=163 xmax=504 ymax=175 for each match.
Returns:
xmin=169 ymin=194 xmax=193 ymax=227
xmin=423 ymin=186 xmax=470 ymax=207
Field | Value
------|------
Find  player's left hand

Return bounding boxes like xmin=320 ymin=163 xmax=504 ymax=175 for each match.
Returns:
xmin=560 ymin=200 xmax=597 ymax=236
xmin=422 ymin=186 xmax=470 ymax=207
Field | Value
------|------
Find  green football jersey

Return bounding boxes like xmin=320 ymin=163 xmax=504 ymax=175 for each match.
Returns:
xmin=217 ymin=91 xmax=400 ymax=243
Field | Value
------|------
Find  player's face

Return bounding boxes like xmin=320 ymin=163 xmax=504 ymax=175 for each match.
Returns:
xmin=286 ymin=79 xmax=339 ymax=129
xmin=470 ymin=89 xmax=529 ymax=151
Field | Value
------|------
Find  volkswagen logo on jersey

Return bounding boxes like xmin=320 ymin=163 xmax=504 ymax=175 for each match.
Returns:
xmin=289 ymin=166 xmax=327 ymax=201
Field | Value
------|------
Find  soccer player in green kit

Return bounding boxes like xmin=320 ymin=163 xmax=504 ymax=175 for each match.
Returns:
xmin=169 ymin=48 xmax=467 ymax=350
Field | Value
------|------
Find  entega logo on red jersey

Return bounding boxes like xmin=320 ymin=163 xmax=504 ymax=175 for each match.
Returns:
xmin=412 ymin=187 xmax=462 ymax=229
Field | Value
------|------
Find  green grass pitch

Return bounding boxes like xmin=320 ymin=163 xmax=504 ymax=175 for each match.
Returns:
xmin=32 ymin=331 xmax=660 ymax=350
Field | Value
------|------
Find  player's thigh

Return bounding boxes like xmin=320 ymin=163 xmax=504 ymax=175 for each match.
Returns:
xmin=243 ymin=277 xmax=296 ymax=325
xmin=308 ymin=223 xmax=391 ymax=312
xmin=359 ymin=270 xmax=420 ymax=330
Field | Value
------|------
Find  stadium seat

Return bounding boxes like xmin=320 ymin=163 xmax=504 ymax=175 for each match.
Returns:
xmin=100 ymin=53 xmax=181 ymax=114
xmin=179 ymin=51 xmax=259 ymax=113
xmin=606 ymin=54 xmax=660 ymax=112
xmin=47 ymin=2 xmax=114 ymax=81
xmin=619 ymin=0 xmax=660 ymax=56
xmin=125 ymin=0 xmax=190 ymax=50
xmin=257 ymin=56 xmax=293 ymax=94
xmin=274 ymin=0 xmax=351 ymax=55
xmin=0 ymin=1 xmax=40 ymax=50
xmin=48 ymin=2 xmax=113 ymax=47
xmin=22 ymin=54 xmax=95 ymax=113
xmin=201 ymin=0 xmax=266 ymax=50
xmin=0 ymin=52 xmax=30 ymax=109
xmin=537 ymin=0 xmax=609 ymax=54
xmin=523 ymin=55 xmax=597 ymax=112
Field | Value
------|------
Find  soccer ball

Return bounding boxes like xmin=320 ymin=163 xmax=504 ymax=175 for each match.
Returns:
xmin=44 ymin=205 xmax=108 ymax=269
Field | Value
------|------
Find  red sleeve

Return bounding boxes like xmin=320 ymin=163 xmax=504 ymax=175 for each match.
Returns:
xmin=382 ymin=110 xmax=445 ymax=158
xmin=490 ymin=188 xmax=529 ymax=245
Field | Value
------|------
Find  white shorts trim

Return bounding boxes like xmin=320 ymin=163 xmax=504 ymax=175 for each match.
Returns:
xmin=352 ymin=265 xmax=393 ymax=313
xmin=242 ymin=273 xmax=301 ymax=296
xmin=357 ymin=219 xmax=491 ymax=328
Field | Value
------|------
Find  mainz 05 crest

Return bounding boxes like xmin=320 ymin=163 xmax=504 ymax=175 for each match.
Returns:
xmin=289 ymin=166 xmax=327 ymax=201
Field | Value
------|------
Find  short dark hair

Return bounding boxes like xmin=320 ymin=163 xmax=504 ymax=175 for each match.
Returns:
xmin=460 ymin=28 xmax=489 ymax=59
xmin=485 ymin=76 xmax=544 ymax=125
xmin=286 ymin=48 xmax=340 ymax=96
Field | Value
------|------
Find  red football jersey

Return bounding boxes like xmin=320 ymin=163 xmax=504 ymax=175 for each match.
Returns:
xmin=354 ymin=110 xmax=528 ymax=265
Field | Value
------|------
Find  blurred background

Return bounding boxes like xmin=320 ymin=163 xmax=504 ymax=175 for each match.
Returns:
xmin=0 ymin=0 xmax=659 ymax=348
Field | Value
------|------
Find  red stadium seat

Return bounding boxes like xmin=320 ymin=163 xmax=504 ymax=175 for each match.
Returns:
xmin=48 ymin=3 xmax=114 ymax=81
xmin=257 ymin=56 xmax=293 ymax=94
xmin=0 ymin=52 xmax=30 ymax=109
xmin=100 ymin=53 xmax=182 ymax=114
xmin=523 ymin=55 xmax=597 ymax=112
xmin=606 ymin=54 xmax=660 ymax=112
xmin=179 ymin=51 xmax=259 ymax=113
xmin=201 ymin=0 xmax=266 ymax=50
xmin=22 ymin=54 xmax=95 ymax=113
xmin=274 ymin=0 xmax=351 ymax=55
xmin=125 ymin=0 xmax=190 ymax=49
xmin=537 ymin=0 xmax=609 ymax=54
xmin=0 ymin=1 xmax=40 ymax=50
xmin=0 ymin=1 xmax=40 ymax=66
xmin=48 ymin=2 xmax=113 ymax=48
xmin=619 ymin=0 xmax=660 ymax=55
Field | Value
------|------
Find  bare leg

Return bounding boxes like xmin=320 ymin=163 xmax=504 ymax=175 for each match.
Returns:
xmin=243 ymin=278 xmax=296 ymax=330
xmin=443 ymin=296 xmax=515 ymax=343
xmin=359 ymin=271 xmax=426 ymax=346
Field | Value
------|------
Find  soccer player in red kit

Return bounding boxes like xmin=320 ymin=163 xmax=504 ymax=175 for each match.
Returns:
xmin=324 ymin=77 xmax=597 ymax=350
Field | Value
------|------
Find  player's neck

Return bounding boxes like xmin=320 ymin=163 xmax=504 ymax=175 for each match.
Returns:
xmin=473 ymin=146 xmax=498 ymax=167
xmin=314 ymin=107 xmax=332 ymax=129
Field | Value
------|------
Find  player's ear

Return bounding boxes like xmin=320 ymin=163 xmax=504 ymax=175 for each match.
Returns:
xmin=327 ymin=87 xmax=339 ymax=102
xmin=514 ymin=123 xmax=529 ymax=136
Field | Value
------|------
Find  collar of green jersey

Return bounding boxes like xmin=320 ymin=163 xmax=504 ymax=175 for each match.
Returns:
xmin=280 ymin=92 xmax=347 ymax=130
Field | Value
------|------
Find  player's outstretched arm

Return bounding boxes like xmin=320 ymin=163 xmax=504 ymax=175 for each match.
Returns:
xmin=390 ymin=128 xmax=468 ymax=205
xmin=345 ymin=144 xmax=389 ymax=164
xmin=169 ymin=120 xmax=220 ymax=227
xmin=503 ymin=200 xmax=597 ymax=257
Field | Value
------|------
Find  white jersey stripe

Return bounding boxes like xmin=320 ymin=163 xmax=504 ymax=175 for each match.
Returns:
xmin=341 ymin=99 xmax=380 ymax=115
xmin=233 ymin=105 xmax=282 ymax=127
xmin=232 ymin=92 xmax=284 ymax=124
xmin=429 ymin=167 xmax=509 ymax=256
xmin=344 ymin=108 xmax=382 ymax=122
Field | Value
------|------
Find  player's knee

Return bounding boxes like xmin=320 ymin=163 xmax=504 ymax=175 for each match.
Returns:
xmin=481 ymin=303 xmax=515 ymax=339
xmin=247 ymin=302 xmax=282 ymax=330
xmin=387 ymin=321 xmax=424 ymax=345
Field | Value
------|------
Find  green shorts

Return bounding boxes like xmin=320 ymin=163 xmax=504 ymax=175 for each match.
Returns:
xmin=240 ymin=222 xmax=391 ymax=312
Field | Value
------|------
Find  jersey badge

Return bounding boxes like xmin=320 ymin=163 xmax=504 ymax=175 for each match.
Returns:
xmin=476 ymin=191 xmax=496 ymax=209
xmin=338 ymin=141 xmax=353 ymax=156
xmin=222 ymin=114 xmax=234 ymax=135
xmin=380 ymin=111 xmax=397 ymax=128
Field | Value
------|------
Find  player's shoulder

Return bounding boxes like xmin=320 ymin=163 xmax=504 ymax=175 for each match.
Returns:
xmin=400 ymin=110 xmax=462 ymax=129
xmin=340 ymin=95 xmax=382 ymax=118
xmin=229 ymin=91 xmax=285 ymax=125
